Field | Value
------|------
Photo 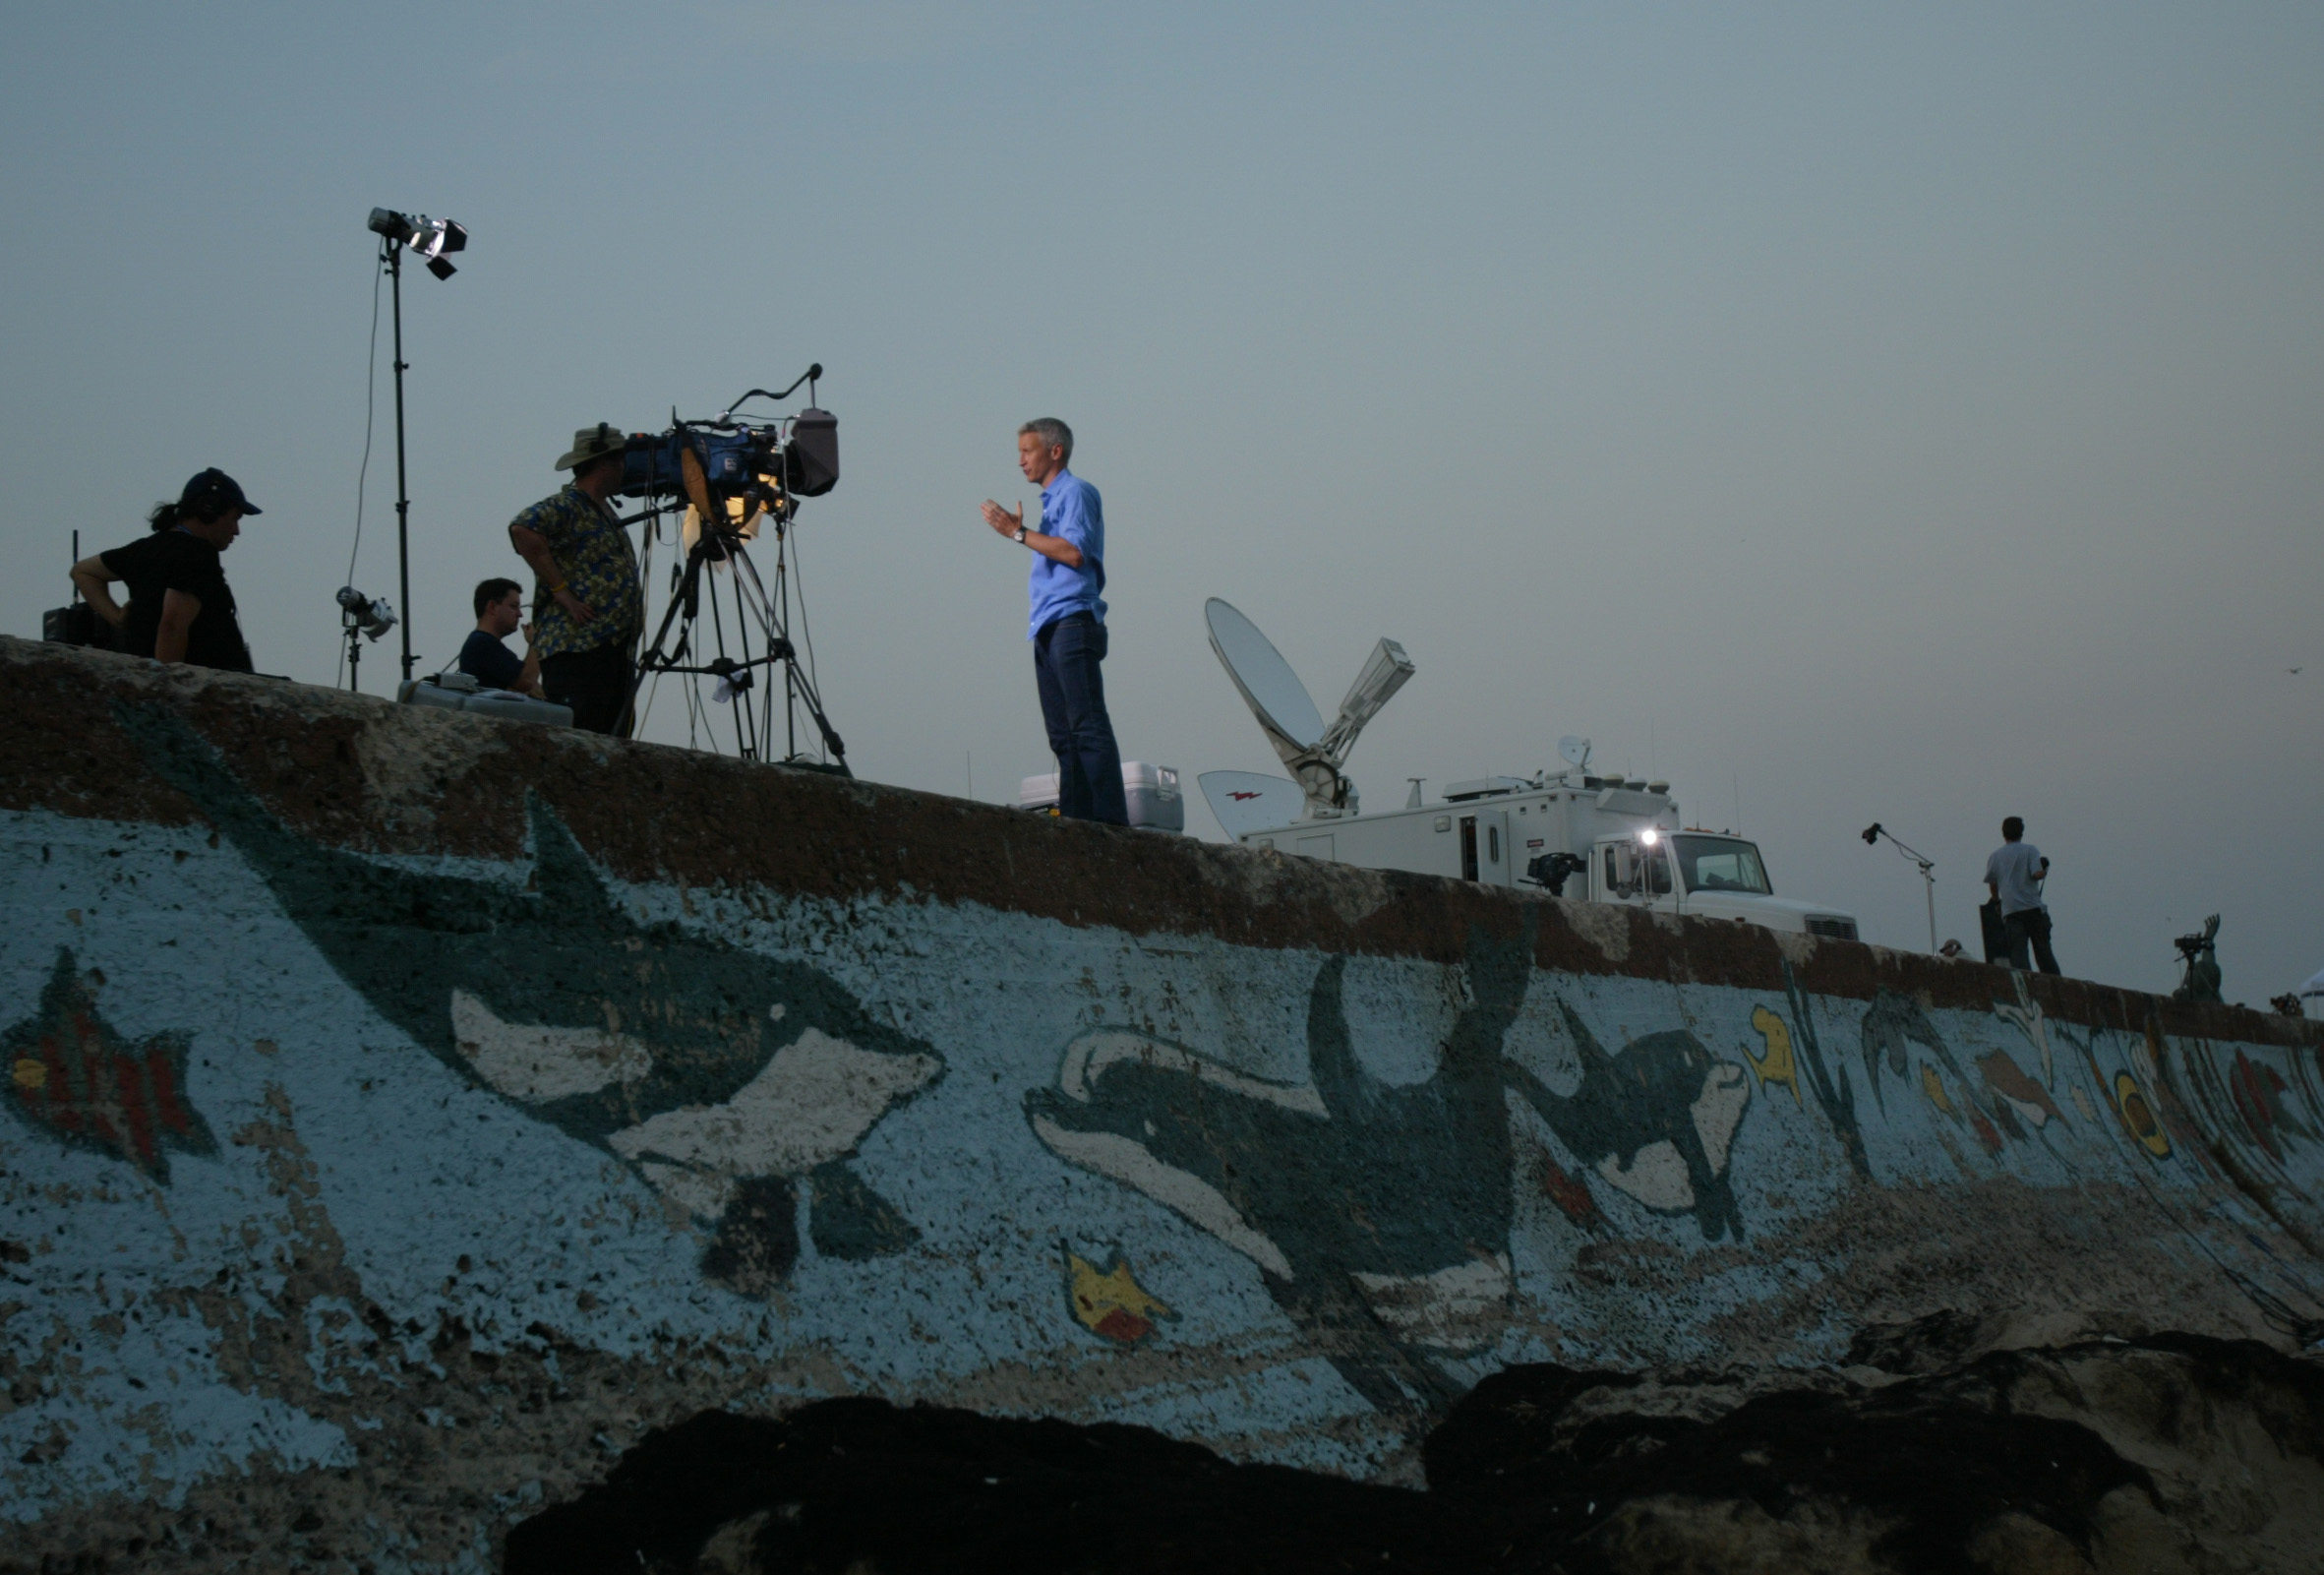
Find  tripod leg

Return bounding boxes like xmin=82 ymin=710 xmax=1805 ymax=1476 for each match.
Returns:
xmin=626 ymin=535 xmax=714 ymax=731
xmin=732 ymin=545 xmax=848 ymax=768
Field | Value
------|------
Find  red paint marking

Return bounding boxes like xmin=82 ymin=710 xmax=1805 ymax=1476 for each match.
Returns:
xmin=68 ymin=1012 xmax=124 ymax=1156
xmin=1538 ymin=1153 xmax=1603 ymax=1229
xmin=147 ymin=1049 xmax=191 ymax=1137
xmin=1968 ymin=1107 xmax=2003 ymax=1155
xmin=1229 ymin=791 xmax=1261 ymax=801
xmin=1092 ymin=1307 xmax=1154 ymax=1344
xmin=115 ymin=1054 xmax=158 ymax=1167
xmin=38 ymin=1032 xmax=78 ymax=1133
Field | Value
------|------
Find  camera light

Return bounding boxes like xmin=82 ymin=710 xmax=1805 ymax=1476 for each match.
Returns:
xmin=410 ymin=217 xmax=467 ymax=278
xmin=367 ymin=207 xmax=414 ymax=244
xmin=369 ymin=209 xmax=468 ymax=278
xmin=336 ymin=586 xmax=397 ymax=641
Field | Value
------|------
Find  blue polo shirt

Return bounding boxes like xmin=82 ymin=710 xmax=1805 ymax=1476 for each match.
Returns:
xmin=1027 ymin=469 xmax=1107 ymax=638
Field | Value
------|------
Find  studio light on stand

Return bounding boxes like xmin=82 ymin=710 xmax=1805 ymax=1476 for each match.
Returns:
xmin=335 ymin=585 xmax=397 ymax=694
xmin=365 ymin=206 xmax=469 ymax=682
xmin=1861 ymin=821 xmax=1937 ymax=953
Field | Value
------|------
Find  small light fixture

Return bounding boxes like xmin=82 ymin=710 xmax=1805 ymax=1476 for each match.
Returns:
xmin=367 ymin=208 xmax=467 ymax=278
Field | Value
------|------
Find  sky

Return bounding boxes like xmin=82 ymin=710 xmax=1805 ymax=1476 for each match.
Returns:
xmin=2 ymin=2 xmax=2318 ymax=1003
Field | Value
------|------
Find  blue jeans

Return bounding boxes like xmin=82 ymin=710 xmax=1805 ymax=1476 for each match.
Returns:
xmin=1034 ymin=613 xmax=1127 ymax=824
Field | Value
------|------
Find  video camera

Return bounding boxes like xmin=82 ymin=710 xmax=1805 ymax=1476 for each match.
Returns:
xmin=615 ymin=379 xmax=838 ymax=541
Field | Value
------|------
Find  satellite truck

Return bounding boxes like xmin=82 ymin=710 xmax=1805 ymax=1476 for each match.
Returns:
xmin=1195 ymin=599 xmax=1861 ymax=940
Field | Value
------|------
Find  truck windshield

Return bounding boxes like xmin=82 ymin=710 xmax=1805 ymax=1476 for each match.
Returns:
xmin=1672 ymin=836 xmax=1772 ymax=895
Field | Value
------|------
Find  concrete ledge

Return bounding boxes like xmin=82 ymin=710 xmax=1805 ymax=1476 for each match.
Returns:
xmin=2 ymin=637 xmax=2319 ymax=1571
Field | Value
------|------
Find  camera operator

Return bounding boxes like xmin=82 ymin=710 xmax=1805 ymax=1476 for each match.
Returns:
xmin=507 ymin=426 xmax=641 ymax=735
xmin=457 ymin=577 xmax=543 ymax=697
xmin=68 ymin=468 xmax=261 ymax=672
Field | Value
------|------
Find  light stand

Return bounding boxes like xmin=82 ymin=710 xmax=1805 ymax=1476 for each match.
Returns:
xmin=365 ymin=208 xmax=467 ymax=683
xmin=385 ymin=238 xmax=411 ymax=682
xmin=1861 ymin=821 xmax=1937 ymax=953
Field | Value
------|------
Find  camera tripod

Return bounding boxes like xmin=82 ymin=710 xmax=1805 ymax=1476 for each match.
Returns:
xmin=626 ymin=506 xmax=848 ymax=772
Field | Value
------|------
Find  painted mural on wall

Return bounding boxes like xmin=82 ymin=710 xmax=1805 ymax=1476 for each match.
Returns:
xmin=4 ymin=689 xmax=2321 ymax=1553
xmin=5 ymin=946 xmax=214 ymax=1181
xmin=111 ymin=702 xmax=942 ymax=1290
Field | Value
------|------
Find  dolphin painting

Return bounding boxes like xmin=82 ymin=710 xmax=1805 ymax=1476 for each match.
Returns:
xmin=1027 ymin=931 xmax=1536 ymax=1418
xmin=1025 ymin=922 xmax=1757 ymax=1420
xmin=113 ymin=702 xmax=942 ymax=1290
xmin=1506 ymin=1000 xmax=1751 ymax=1242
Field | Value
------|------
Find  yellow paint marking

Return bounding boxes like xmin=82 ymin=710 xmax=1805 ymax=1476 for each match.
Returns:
xmin=1919 ymin=1063 xmax=1957 ymax=1118
xmin=1066 ymin=1250 xmax=1173 ymax=1345
xmin=2114 ymin=1071 xmax=2172 ymax=1159
xmin=12 ymin=1059 xmax=47 ymax=1090
xmin=1744 ymin=1006 xmax=1802 ymax=1107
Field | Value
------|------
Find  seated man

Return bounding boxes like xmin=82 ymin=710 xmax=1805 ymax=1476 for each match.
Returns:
xmin=456 ymin=577 xmax=542 ymax=696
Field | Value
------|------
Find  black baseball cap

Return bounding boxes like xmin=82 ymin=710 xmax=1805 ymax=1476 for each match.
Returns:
xmin=181 ymin=467 xmax=263 ymax=517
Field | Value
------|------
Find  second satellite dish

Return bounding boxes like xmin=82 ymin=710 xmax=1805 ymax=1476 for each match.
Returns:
xmin=1559 ymin=735 xmax=1592 ymax=771
xmin=1197 ymin=771 xmax=1306 ymax=838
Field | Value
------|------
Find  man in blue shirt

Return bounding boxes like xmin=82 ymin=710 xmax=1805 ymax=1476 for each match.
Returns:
xmin=980 ymin=418 xmax=1128 ymax=824
xmin=456 ymin=577 xmax=542 ymax=695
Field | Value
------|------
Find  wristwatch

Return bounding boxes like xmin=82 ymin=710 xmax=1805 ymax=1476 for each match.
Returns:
xmin=1013 ymin=525 xmax=1028 ymax=544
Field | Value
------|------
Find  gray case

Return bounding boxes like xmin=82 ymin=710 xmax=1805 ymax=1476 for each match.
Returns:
xmin=396 ymin=678 xmax=574 ymax=729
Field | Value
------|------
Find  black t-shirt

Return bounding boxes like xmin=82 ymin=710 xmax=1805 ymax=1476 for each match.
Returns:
xmin=457 ymin=629 xmax=525 ymax=690
xmin=99 ymin=530 xmax=253 ymax=672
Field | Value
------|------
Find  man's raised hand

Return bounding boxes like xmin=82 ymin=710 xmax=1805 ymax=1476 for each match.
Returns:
xmin=980 ymin=499 xmax=1024 ymax=538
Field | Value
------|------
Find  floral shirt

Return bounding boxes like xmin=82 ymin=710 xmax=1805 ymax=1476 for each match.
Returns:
xmin=512 ymin=483 xmax=640 ymax=658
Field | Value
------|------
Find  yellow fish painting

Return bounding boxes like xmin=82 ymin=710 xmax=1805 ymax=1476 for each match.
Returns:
xmin=1065 ymin=1248 xmax=1175 ymax=1346
xmin=2113 ymin=1071 xmax=2172 ymax=1160
xmin=1920 ymin=1063 xmax=1958 ymax=1120
xmin=1745 ymin=1006 xmax=1802 ymax=1108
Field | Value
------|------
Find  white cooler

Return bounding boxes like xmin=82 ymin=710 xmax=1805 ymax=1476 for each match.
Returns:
xmin=1018 ymin=761 xmax=1184 ymax=832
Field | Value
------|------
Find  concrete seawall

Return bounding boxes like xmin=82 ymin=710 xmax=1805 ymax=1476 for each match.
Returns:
xmin=3 ymin=636 xmax=2319 ymax=1569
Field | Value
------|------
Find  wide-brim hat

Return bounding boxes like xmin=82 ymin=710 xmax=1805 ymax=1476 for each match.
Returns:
xmin=556 ymin=423 xmax=628 ymax=471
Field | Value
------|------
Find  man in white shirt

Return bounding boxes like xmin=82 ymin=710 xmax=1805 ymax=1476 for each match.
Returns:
xmin=1984 ymin=817 xmax=2059 ymax=976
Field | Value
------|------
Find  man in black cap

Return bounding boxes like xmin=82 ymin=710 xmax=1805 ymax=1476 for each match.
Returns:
xmin=70 ymin=468 xmax=262 ymax=671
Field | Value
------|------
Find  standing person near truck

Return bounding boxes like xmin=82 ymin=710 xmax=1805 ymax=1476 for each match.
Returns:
xmin=978 ymin=418 xmax=1128 ymax=825
xmin=68 ymin=467 xmax=261 ymax=672
xmin=1984 ymin=817 xmax=2059 ymax=976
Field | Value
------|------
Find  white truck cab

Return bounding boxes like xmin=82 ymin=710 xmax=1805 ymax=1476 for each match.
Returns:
xmin=1585 ymin=823 xmax=1859 ymax=939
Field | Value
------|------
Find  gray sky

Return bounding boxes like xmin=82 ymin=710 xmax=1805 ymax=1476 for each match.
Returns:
xmin=4 ymin=2 xmax=2318 ymax=1002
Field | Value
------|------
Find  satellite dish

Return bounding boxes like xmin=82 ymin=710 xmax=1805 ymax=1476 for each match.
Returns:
xmin=1205 ymin=599 xmax=1325 ymax=748
xmin=1204 ymin=597 xmax=1415 ymax=819
xmin=1198 ymin=771 xmax=1306 ymax=838
xmin=1558 ymin=735 xmax=1591 ymax=771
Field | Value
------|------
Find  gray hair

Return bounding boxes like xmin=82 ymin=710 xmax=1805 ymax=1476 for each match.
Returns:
xmin=1019 ymin=417 xmax=1073 ymax=465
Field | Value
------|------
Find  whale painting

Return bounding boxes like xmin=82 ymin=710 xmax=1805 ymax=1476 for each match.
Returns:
xmin=114 ymin=702 xmax=943 ymax=1289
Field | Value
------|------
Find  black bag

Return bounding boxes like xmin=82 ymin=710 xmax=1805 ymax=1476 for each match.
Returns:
xmin=1978 ymin=898 xmax=2009 ymax=964
xmin=43 ymin=603 xmax=117 ymax=650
